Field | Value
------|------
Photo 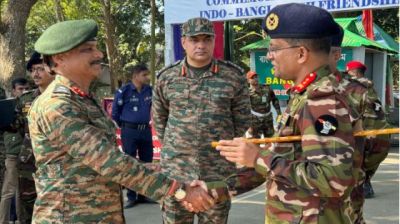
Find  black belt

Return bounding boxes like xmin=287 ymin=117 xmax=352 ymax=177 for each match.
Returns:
xmin=121 ymin=122 xmax=150 ymax=130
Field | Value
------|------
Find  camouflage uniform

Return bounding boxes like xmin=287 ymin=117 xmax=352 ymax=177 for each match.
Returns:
xmin=1 ymin=122 xmax=23 ymax=222
xmin=336 ymin=73 xmax=390 ymax=223
xmin=14 ymin=89 xmax=41 ymax=223
xmin=254 ymin=66 xmax=360 ymax=224
xmin=249 ymin=84 xmax=281 ymax=138
xmin=153 ymin=58 xmax=251 ymax=223
xmin=28 ymin=75 xmax=178 ymax=223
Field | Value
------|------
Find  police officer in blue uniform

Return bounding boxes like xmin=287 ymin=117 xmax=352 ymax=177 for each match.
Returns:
xmin=112 ymin=64 xmax=154 ymax=208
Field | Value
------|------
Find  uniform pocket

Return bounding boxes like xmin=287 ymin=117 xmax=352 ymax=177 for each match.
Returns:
xmin=167 ymin=83 xmax=189 ymax=109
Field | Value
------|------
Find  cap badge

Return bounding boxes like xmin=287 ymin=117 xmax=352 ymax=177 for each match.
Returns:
xmin=266 ymin=13 xmax=279 ymax=30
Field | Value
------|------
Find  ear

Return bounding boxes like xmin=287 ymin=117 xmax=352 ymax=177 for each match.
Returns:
xmin=334 ymin=50 xmax=342 ymax=62
xmin=181 ymin=37 xmax=187 ymax=50
xmin=51 ymin=54 xmax=65 ymax=67
xmin=297 ymin=46 xmax=309 ymax=64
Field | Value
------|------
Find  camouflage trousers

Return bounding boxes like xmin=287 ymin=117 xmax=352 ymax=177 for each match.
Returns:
xmin=350 ymin=184 xmax=366 ymax=224
xmin=18 ymin=151 xmax=36 ymax=224
xmin=249 ymin=114 xmax=274 ymax=138
xmin=161 ymin=196 xmax=231 ymax=224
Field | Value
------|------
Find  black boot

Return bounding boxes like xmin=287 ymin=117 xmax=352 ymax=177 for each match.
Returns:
xmin=364 ymin=179 xmax=375 ymax=199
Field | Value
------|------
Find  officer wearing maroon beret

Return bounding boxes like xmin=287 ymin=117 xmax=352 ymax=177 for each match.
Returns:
xmin=346 ymin=60 xmax=368 ymax=78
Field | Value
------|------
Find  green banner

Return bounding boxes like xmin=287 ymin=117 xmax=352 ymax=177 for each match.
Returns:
xmin=253 ymin=48 xmax=353 ymax=100
xmin=254 ymin=51 xmax=293 ymax=100
xmin=337 ymin=48 xmax=353 ymax=71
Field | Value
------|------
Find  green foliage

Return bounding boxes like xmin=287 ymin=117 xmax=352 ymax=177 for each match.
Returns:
xmin=230 ymin=19 xmax=263 ymax=72
xmin=25 ymin=0 xmax=165 ymax=72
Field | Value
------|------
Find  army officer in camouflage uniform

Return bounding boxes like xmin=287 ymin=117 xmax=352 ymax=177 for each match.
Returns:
xmin=329 ymin=29 xmax=390 ymax=223
xmin=247 ymin=71 xmax=281 ymax=138
xmin=217 ymin=4 xmax=361 ymax=223
xmin=28 ymin=19 xmax=215 ymax=223
xmin=152 ymin=17 xmax=251 ymax=224
xmin=1 ymin=52 xmax=55 ymax=224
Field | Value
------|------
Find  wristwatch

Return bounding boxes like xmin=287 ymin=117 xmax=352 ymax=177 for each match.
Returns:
xmin=174 ymin=185 xmax=187 ymax=201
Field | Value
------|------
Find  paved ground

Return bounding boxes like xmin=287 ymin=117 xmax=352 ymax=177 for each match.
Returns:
xmin=124 ymin=147 xmax=399 ymax=224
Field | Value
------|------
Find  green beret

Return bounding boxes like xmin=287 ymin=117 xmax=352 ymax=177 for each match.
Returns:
xmin=35 ymin=19 xmax=98 ymax=55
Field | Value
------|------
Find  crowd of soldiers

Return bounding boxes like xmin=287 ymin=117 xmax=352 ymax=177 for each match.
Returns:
xmin=0 ymin=2 xmax=393 ymax=224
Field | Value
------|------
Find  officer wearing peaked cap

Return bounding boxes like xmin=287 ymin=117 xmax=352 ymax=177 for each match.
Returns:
xmin=28 ymin=19 xmax=214 ymax=223
xmin=217 ymin=3 xmax=360 ymax=223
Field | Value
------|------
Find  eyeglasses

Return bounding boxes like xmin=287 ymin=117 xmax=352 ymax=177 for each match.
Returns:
xmin=29 ymin=67 xmax=45 ymax=73
xmin=267 ymin=45 xmax=300 ymax=56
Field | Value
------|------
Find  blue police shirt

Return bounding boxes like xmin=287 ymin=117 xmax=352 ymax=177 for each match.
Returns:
xmin=111 ymin=82 xmax=152 ymax=125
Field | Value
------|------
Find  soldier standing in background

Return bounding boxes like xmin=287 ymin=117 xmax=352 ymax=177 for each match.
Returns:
xmin=217 ymin=3 xmax=360 ymax=223
xmin=329 ymin=25 xmax=390 ymax=223
xmin=152 ymin=17 xmax=251 ymax=224
xmin=15 ymin=52 xmax=55 ymax=223
xmin=247 ymin=71 xmax=281 ymax=138
xmin=344 ymin=60 xmax=390 ymax=200
xmin=28 ymin=19 xmax=214 ymax=223
xmin=0 ymin=77 xmax=31 ymax=223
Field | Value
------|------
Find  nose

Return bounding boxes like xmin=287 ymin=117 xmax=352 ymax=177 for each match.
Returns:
xmin=266 ymin=51 xmax=274 ymax=61
xmin=196 ymin=40 xmax=207 ymax=49
xmin=95 ymin=48 xmax=104 ymax=59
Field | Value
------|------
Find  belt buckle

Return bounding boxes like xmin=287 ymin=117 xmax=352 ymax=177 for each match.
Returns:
xmin=139 ymin=124 xmax=145 ymax=130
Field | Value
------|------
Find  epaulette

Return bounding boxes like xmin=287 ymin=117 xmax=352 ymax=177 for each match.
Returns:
xmin=117 ymin=83 xmax=129 ymax=94
xmin=52 ymin=84 xmax=71 ymax=95
xmin=157 ymin=60 xmax=181 ymax=79
xmin=218 ymin=60 xmax=244 ymax=74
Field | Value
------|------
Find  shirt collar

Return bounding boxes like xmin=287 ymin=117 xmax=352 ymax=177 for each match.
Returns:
xmin=291 ymin=65 xmax=331 ymax=94
xmin=56 ymin=75 xmax=91 ymax=97
xmin=180 ymin=58 xmax=219 ymax=77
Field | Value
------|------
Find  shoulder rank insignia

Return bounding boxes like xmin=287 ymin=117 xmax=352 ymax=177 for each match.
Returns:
xmin=53 ymin=85 xmax=71 ymax=95
xmin=315 ymin=115 xmax=338 ymax=136
xmin=157 ymin=60 xmax=181 ymax=79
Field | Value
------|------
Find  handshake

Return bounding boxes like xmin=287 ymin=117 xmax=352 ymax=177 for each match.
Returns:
xmin=175 ymin=180 xmax=229 ymax=213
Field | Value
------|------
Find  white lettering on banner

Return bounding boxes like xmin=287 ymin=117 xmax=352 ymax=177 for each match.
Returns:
xmin=259 ymin=55 xmax=269 ymax=63
xmin=165 ymin=0 xmax=399 ymax=24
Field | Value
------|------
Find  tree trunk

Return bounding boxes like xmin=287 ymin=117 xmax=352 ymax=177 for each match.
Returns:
xmin=54 ymin=0 xmax=65 ymax=22
xmin=0 ymin=0 xmax=38 ymax=95
xmin=100 ymin=0 xmax=122 ymax=92
xmin=150 ymin=0 xmax=156 ymax=86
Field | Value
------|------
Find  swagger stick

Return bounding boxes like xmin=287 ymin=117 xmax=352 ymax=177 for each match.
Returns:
xmin=211 ymin=128 xmax=400 ymax=148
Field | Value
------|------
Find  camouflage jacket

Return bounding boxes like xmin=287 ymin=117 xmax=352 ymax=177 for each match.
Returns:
xmin=336 ymin=73 xmax=390 ymax=223
xmin=249 ymin=84 xmax=281 ymax=115
xmin=153 ymin=58 xmax=251 ymax=183
xmin=337 ymin=74 xmax=390 ymax=177
xmin=254 ymin=66 xmax=358 ymax=224
xmin=28 ymin=75 xmax=175 ymax=223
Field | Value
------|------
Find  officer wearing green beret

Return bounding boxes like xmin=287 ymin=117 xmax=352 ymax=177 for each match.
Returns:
xmin=217 ymin=3 xmax=361 ymax=224
xmin=29 ymin=19 xmax=215 ymax=223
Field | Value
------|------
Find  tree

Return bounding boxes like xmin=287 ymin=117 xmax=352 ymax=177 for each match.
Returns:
xmin=0 ymin=0 xmax=38 ymax=93
xmin=100 ymin=0 xmax=122 ymax=91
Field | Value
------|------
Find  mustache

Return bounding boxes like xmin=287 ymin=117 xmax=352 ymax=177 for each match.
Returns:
xmin=90 ymin=59 xmax=103 ymax=65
